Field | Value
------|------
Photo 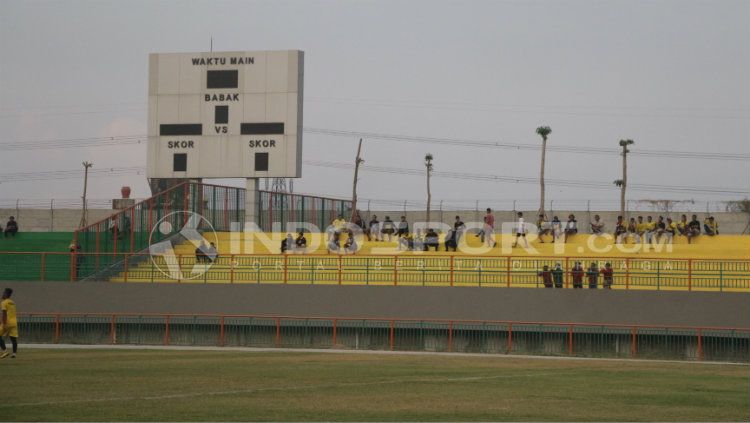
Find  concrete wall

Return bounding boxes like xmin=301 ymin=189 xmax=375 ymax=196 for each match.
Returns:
xmin=4 ymin=207 xmax=749 ymax=234
xmin=5 ymin=282 xmax=749 ymax=328
xmin=0 ymin=209 xmax=114 ymax=232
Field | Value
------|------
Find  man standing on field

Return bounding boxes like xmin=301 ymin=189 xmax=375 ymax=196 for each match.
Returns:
xmin=0 ymin=288 xmax=18 ymax=358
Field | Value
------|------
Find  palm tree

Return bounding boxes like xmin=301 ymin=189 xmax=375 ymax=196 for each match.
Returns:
xmin=613 ymin=139 xmax=635 ymax=218
xmin=536 ymin=126 xmax=552 ymax=216
xmin=425 ymin=153 xmax=434 ymax=225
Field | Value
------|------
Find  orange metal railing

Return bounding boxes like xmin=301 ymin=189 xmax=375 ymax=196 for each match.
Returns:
xmin=18 ymin=312 xmax=750 ymax=362
xmin=2 ymin=251 xmax=750 ymax=291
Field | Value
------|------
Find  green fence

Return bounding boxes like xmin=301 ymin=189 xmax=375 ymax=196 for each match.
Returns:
xmin=19 ymin=314 xmax=750 ymax=362
xmin=69 ymin=182 xmax=351 ymax=280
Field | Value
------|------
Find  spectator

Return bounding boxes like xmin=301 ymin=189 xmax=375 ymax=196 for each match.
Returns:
xmin=626 ymin=217 xmax=639 ymax=244
xmin=295 ymin=231 xmax=307 ymax=253
xmin=614 ymin=216 xmax=627 ymax=244
xmin=423 ymin=228 xmax=439 ymax=251
xmin=512 ymin=212 xmax=528 ymax=248
xmin=552 ymin=263 xmax=564 ymax=288
xmin=664 ymin=218 xmax=677 ymax=244
xmin=563 ymin=214 xmax=578 ymax=243
xmin=381 ymin=216 xmax=396 ymax=242
xmin=367 ymin=215 xmax=380 ymax=242
xmin=571 ymin=261 xmax=584 ymax=289
xmin=398 ymin=234 xmax=415 ymax=251
xmin=454 ymin=215 xmax=466 ymax=232
xmin=586 ymin=262 xmax=599 ymax=289
xmin=551 ymin=216 xmax=562 ymax=243
xmin=196 ymin=241 xmax=208 ymax=262
xmin=537 ymin=214 xmax=552 ymax=243
xmin=343 ymin=230 xmax=358 ymax=254
xmin=704 ymin=216 xmax=719 ymax=236
xmin=655 ymin=216 xmax=667 ymax=242
xmin=327 ymin=232 xmax=341 ymax=254
xmin=636 ymin=216 xmax=647 ymax=243
xmin=280 ymin=234 xmax=293 ymax=254
xmin=444 ymin=229 xmax=458 ymax=252
xmin=483 ymin=208 xmax=495 ymax=247
xmin=396 ymin=216 xmax=409 ymax=238
xmin=207 ymin=242 xmax=218 ymax=263
xmin=69 ymin=241 xmax=83 ymax=276
xmin=677 ymin=214 xmax=689 ymax=236
xmin=454 ymin=215 xmax=466 ymax=243
xmin=590 ymin=215 xmax=605 ymax=235
xmin=644 ymin=216 xmax=656 ymax=244
xmin=687 ymin=214 xmax=701 ymax=243
xmin=351 ymin=211 xmax=364 ymax=231
xmin=537 ymin=265 xmax=553 ymax=288
xmin=332 ymin=215 xmax=347 ymax=236
xmin=600 ymin=262 xmax=614 ymax=289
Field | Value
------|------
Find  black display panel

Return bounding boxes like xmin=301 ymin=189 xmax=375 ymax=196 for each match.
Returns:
xmin=254 ymin=152 xmax=269 ymax=171
xmin=207 ymin=70 xmax=238 ymax=89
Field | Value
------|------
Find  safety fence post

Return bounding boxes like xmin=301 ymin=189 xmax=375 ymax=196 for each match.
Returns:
xmin=506 ymin=256 xmax=512 ymax=288
xmin=389 ymin=320 xmax=395 ymax=351
xmin=54 ymin=314 xmax=60 ymax=344
xmin=507 ymin=323 xmax=513 ymax=354
xmin=393 ymin=256 xmax=398 ymax=286
xmin=275 ymin=318 xmax=281 ymax=347
xmin=564 ymin=257 xmax=569 ymax=288
xmin=123 ymin=254 xmax=129 ymax=283
xmin=284 ymin=255 xmax=289 ymax=284
xmin=625 ymin=258 xmax=631 ymax=290
xmin=448 ymin=321 xmax=454 ymax=352
xmin=40 ymin=253 xmax=46 ymax=282
xmin=219 ymin=316 xmax=225 ymax=347
xmin=631 ymin=327 xmax=638 ymax=357
xmin=688 ymin=259 xmax=693 ymax=291
xmin=230 ymin=254 xmax=235 ymax=284
xmin=338 ymin=255 xmax=343 ymax=285
xmin=332 ymin=319 xmax=338 ymax=347
xmin=450 ymin=256 xmax=455 ymax=287
xmin=568 ymin=324 xmax=574 ymax=355
xmin=110 ymin=314 xmax=116 ymax=344
xmin=69 ymin=252 xmax=76 ymax=282
xmin=697 ymin=328 xmax=703 ymax=360
xmin=164 ymin=315 xmax=170 ymax=345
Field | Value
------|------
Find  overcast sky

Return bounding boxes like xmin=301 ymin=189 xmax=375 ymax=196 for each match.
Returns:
xmin=1 ymin=0 xmax=748 ymax=211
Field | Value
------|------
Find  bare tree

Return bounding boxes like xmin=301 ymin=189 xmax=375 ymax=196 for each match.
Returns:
xmin=350 ymin=138 xmax=364 ymax=222
xmin=536 ymin=126 xmax=552 ymax=215
xmin=613 ymin=139 xmax=634 ymax=218
xmin=425 ymin=153 xmax=434 ymax=225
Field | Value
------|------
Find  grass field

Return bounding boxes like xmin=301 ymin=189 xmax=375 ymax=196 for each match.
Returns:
xmin=0 ymin=347 xmax=748 ymax=421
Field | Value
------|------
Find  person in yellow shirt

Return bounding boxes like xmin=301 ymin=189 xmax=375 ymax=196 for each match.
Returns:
xmin=635 ymin=216 xmax=647 ymax=243
xmin=644 ymin=216 xmax=656 ymax=244
xmin=704 ymin=216 xmax=719 ymax=236
xmin=0 ymin=288 xmax=18 ymax=359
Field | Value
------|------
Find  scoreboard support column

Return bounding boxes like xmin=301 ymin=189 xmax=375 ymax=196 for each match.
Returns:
xmin=245 ymin=178 xmax=260 ymax=229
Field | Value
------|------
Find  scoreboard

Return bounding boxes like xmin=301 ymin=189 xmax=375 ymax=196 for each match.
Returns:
xmin=147 ymin=50 xmax=303 ymax=179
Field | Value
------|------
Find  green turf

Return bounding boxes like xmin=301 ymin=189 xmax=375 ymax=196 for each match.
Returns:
xmin=0 ymin=348 xmax=748 ymax=421
xmin=0 ymin=232 xmax=73 ymax=280
xmin=0 ymin=232 xmax=73 ymax=252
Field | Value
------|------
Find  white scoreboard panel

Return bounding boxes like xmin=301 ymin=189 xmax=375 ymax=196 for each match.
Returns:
xmin=147 ymin=50 xmax=303 ymax=178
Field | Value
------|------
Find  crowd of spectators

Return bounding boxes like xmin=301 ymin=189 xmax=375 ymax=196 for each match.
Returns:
xmin=272 ymin=211 xmax=725 ymax=254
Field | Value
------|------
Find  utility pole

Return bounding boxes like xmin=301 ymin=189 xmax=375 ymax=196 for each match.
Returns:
xmin=79 ymin=161 xmax=93 ymax=228
xmin=350 ymin=138 xmax=364 ymax=221
xmin=425 ymin=153 xmax=434 ymax=225
xmin=614 ymin=139 xmax=634 ymax=218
